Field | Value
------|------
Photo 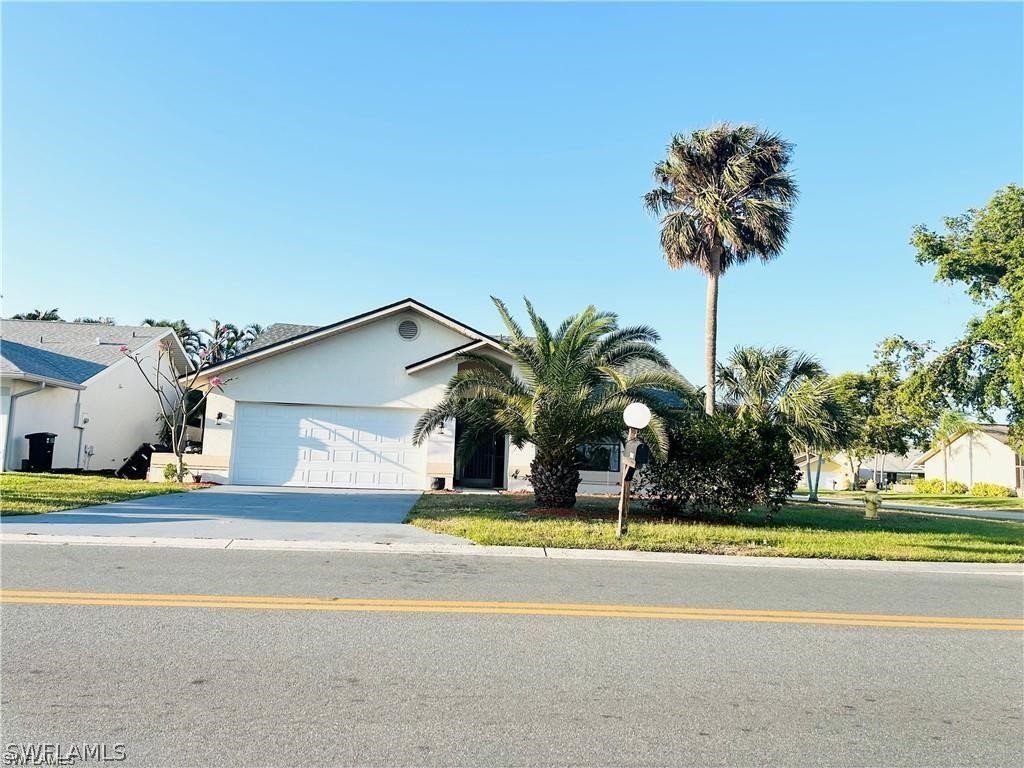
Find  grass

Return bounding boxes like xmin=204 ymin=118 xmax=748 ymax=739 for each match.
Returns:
xmin=409 ymin=493 xmax=1024 ymax=563
xmin=0 ymin=472 xmax=197 ymax=516
xmin=796 ymin=489 xmax=1024 ymax=511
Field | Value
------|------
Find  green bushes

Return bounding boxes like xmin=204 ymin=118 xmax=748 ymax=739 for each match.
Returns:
xmin=635 ymin=414 xmax=799 ymax=519
xmin=913 ymin=478 xmax=944 ymax=494
xmin=913 ymin=478 xmax=970 ymax=495
xmin=971 ymin=482 xmax=1013 ymax=497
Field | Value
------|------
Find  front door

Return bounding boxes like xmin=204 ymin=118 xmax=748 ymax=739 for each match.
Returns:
xmin=455 ymin=422 xmax=505 ymax=488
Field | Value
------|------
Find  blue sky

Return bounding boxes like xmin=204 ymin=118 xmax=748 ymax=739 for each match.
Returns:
xmin=3 ymin=2 xmax=1021 ymax=384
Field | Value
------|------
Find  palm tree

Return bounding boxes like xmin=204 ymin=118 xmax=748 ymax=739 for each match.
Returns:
xmin=645 ymin=123 xmax=798 ymax=415
xmin=933 ymin=410 xmax=977 ymax=492
xmin=717 ymin=346 xmax=851 ymax=501
xmin=12 ymin=308 xmax=62 ymax=321
xmin=142 ymin=319 xmax=202 ymax=363
xmin=412 ymin=298 xmax=697 ymax=509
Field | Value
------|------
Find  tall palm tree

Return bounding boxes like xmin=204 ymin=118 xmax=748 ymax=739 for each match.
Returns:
xmin=12 ymin=308 xmax=62 ymax=321
xmin=413 ymin=298 xmax=697 ymax=509
xmin=718 ymin=346 xmax=851 ymax=501
xmin=645 ymin=123 xmax=798 ymax=414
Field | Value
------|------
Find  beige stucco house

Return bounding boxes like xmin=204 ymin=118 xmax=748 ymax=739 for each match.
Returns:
xmin=156 ymin=298 xmax=668 ymax=494
xmin=0 ymin=320 xmax=190 ymax=472
xmin=920 ymin=425 xmax=1023 ymax=495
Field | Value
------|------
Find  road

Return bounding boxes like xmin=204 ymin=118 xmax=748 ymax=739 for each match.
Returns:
xmin=1 ymin=543 xmax=1021 ymax=767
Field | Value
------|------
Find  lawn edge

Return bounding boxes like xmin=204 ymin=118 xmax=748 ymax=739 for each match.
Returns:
xmin=1 ymin=532 xmax=1021 ymax=574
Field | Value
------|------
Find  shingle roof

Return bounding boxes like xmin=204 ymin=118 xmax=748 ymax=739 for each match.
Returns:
xmin=245 ymin=323 xmax=318 ymax=353
xmin=0 ymin=320 xmax=172 ymax=385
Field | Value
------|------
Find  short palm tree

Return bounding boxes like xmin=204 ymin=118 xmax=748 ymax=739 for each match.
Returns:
xmin=645 ymin=123 xmax=798 ymax=415
xmin=933 ymin=410 xmax=977 ymax=492
xmin=718 ymin=346 xmax=851 ymax=500
xmin=412 ymin=298 xmax=697 ymax=509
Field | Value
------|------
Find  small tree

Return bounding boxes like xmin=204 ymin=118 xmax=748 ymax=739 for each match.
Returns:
xmin=121 ymin=337 xmax=231 ymax=482
xmin=932 ymin=410 xmax=977 ymax=493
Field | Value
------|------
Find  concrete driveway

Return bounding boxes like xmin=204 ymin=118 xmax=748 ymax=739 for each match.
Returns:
xmin=0 ymin=486 xmax=469 ymax=544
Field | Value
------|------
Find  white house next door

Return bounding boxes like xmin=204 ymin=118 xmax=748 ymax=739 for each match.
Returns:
xmin=231 ymin=403 xmax=427 ymax=489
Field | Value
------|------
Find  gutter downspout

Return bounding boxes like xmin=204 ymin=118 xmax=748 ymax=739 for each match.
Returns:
xmin=73 ymin=390 xmax=84 ymax=470
xmin=5 ymin=383 xmax=45 ymax=471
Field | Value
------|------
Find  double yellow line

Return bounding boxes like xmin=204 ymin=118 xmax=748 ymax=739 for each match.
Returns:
xmin=1 ymin=589 xmax=1021 ymax=631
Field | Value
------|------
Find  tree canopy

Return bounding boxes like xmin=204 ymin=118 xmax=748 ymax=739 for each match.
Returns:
xmin=903 ymin=184 xmax=1023 ymax=446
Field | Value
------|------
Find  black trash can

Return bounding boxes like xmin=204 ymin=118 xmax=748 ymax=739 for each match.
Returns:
xmin=24 ymin=432 xmax=57 ymax=471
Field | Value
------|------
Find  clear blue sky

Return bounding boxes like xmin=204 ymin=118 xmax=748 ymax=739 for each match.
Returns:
xmin=3 ymin=2 xmax=1021 ymax=385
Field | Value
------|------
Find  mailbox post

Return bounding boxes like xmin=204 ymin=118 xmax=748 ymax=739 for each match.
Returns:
xmin=617 ymin=403 xmax=652 ymax=538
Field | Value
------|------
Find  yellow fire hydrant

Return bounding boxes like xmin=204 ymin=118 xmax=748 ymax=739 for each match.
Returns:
xmin=864 ymin=479 xmax=882 ymax=520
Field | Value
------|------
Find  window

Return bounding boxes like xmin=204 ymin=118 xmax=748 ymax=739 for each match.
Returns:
xmin=576 ymin=442 xmax=621 ymax=473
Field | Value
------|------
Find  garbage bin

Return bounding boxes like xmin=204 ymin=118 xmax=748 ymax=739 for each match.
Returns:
xmin=24 ymin=432 xmax=57 ymax=471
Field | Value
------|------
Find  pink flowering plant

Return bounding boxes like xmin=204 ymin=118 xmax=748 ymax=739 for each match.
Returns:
xmin=123 ymin=333 xmax=234 ymax=482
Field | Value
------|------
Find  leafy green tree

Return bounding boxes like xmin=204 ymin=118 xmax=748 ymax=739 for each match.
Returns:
xmin=717 ymin=346 xmax=852 ymax=501
xmin=907 ymin=184 xmax=1023 ymax=447
xmin=412 ymin=298 xmax=697 ymax=508
xmin=644 ymin=123 xmax=798 ymax=415
xmin=11 ymin=308 xmax=62 ymax=321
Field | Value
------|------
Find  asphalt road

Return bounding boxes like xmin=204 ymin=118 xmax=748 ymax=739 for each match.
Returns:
xmin=1 ymin=543 xmax=1021 ymax=767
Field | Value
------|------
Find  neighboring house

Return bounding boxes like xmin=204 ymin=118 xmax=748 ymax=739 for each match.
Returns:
xmin=156 ymin=298 xmax=689 ymax=494
xmin=920 ymin=425 xmax=1023 ymax=496
xmin=0 ymin=320 xmax=190 ymax=472
xmin=795 ymin=450 xmax=925 ymax=490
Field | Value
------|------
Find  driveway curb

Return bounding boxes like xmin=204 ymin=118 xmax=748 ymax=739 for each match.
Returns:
xmin=2 ymin=532 xmax=1021 ymax=575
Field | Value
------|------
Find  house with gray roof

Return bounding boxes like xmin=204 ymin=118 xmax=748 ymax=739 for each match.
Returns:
xmin=147 ymin=298 xmax=693 ymax=495
xmin=1 ymin=320 xmax=190 ymax=472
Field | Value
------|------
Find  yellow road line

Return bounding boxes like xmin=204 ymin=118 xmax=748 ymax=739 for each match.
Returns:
xmin=0 ymin=590 xmax=1020 ymax=631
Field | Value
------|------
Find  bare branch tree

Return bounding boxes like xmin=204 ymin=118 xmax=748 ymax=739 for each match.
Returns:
xmin=121 ymin=336 xmax=234 ymax=482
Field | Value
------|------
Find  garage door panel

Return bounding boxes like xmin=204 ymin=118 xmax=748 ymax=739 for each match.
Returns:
xmin=232 ymin=404 xmax=426 ymax=489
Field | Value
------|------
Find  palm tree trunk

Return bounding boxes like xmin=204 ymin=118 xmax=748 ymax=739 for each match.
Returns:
xmin=704 ymin=258 xmax=721 ymax=416
xmin=942 ymin=445 xmax=948 ymax=493
xmin=804 ymin=449 xmax=816 ymax=502
xmin=531 ymin=458 xmax=581 ymax=509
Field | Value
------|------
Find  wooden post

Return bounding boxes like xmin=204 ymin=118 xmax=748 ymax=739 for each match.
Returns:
xmin=617 ymin=428 xmax=638 ymax=538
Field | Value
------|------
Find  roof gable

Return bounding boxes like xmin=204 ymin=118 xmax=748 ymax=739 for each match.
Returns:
xmin=198 ymin=298 xmax=499 ymax=377
xmin=0 ymin=319 xmax=184 ymax=384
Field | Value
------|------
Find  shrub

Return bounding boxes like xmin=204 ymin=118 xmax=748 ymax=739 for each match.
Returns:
xmin=913 ymin=478 xmax=944 ymax=494
xmin=634 ymin=414 xmax=798 ymax=520
xmin=971 ymin=482 xmax=1013 ymax=497
xmin=947 ymin=480 xmax=969 ymax=495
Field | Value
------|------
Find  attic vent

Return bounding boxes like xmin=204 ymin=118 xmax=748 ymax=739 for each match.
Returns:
xmin=397 ymin=319 xmax=419 ymax=341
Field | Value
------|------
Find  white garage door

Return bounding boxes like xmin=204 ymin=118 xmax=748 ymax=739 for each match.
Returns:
xmin=231 ymin=403 xmax=427 ymax=489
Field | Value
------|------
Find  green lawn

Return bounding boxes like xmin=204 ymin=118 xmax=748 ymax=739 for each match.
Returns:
xmin=797 ymin=489 xmax=1024 ymax=511
xmin=409 ymin=493 xmax=1024 ymax=563
xmin=0 ymin=472 xmax=195 ymax=516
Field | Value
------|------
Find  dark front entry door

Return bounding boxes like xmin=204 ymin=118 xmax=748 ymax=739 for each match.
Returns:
xmin=455 ymin=422 xmax=505 ymax=488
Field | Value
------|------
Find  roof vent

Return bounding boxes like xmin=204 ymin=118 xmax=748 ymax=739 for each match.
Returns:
xmin=397 ymin=319 xmax=419 ymax=341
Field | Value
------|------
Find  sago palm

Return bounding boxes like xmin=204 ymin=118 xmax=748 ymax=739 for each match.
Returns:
xmin=412 ymin=298 xmax=697 ymax=508
xmin=645 ymin=123 xmax=798 ymax=414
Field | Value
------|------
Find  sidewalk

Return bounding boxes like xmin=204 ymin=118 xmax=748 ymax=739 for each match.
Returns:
xmin=2 ymin=531 xmax=1021 ymax=576
xmin=797 ymin=495 xmax=1024 ymax=523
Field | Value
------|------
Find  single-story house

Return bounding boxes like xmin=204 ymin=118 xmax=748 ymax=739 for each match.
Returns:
xmin=0 ymin=320 xmax=190 ymax=472
xmin=156 ymin=298 xmax=682 ymax=494
xmin=795 ymin=450 xmax=925 ymax=491
xmin=920 ymin=424 xmax=1023 ymax=496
